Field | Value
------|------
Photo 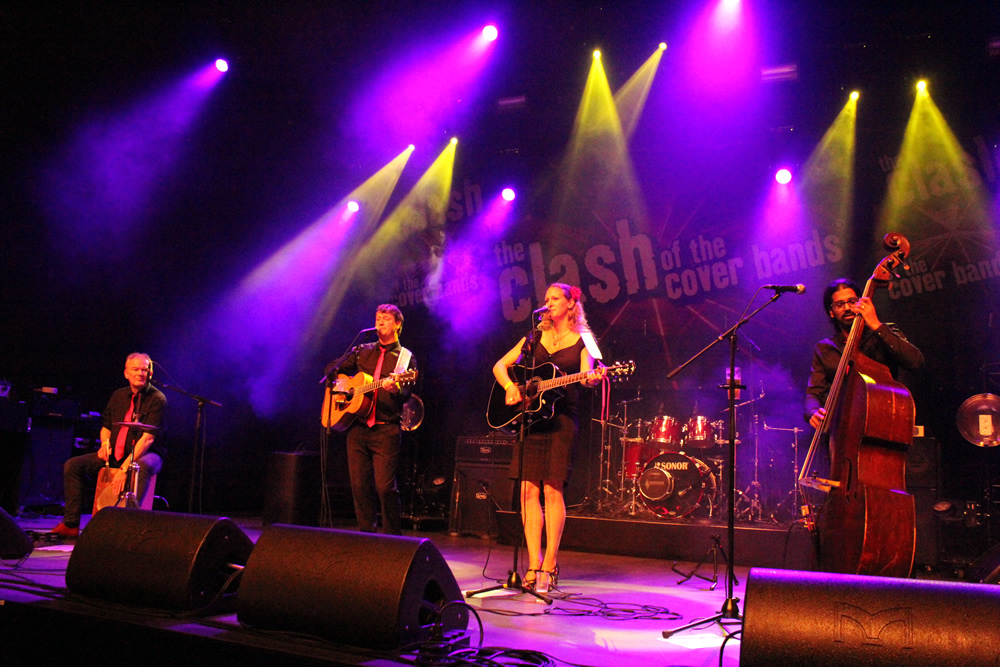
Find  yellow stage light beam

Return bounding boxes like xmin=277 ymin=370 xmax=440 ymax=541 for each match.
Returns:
xmin=552 ymin=51 xmax=647 ymax=240
xmin=614 ymin=45 xmax=666 ymax=141
xmin=311 ymin=141 xmax=457 ymax=333
xmin=242 ymin=145 xmax=412 ymax=296
xmin=799 ymin=94 xmax=857 ymax=238
xmin=879 ymin=85 xmax=994 ymax=249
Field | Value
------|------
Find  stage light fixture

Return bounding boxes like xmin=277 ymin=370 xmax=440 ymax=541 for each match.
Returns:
xmin=347 ymin=201 xmax=360 ymax=212
xmin=501 ymin=188 xmax=515 ymax=201
xmin=593 ymin=50 xmax=601 ymax=59
xmin=450 ymin=137 xmax=458 ymax=145
xmin=775 ymin=168 xmax=792 ymax=185
xmin=659 ymin=42 xmax=667 ymax=51
xmin=215 ymin=59 xmax=229 ymax=73
xmin=407 ymin=144 xmax=415 ymax=151
xmin=482 ymin=25 xmax=498 ymax=42
xmin=850 ymin=91 xmax=859 ymax=101
xmin=917 ymin=80 xmax=927 ymax=92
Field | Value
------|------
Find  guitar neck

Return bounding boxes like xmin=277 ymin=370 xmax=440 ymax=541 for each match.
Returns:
xmin=535 ymin=368 xmax=592 ymax=392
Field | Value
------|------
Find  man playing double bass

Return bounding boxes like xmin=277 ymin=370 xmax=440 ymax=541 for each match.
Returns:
xmin=805 ymin=278 xmax=924 ymax=429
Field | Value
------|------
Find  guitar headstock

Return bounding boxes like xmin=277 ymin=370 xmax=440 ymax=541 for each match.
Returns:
xmin=395 ymin=369 xmax=419 ymax=386
xmin=605 ymin=360 xmax=636 ymax=380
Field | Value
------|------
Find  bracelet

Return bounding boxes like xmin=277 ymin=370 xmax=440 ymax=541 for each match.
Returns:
xmin=503 ymin=381 xmax=513 ymax=391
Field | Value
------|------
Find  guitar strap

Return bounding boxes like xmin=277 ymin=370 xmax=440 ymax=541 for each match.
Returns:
xmin=392 ymin=346 xmax=412 ymax=374
xmin=580 ymin=331 xmax=603 ymax=360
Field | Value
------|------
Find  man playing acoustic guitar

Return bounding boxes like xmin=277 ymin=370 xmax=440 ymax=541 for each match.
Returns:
xmin=324 ymin=304 xmax=415 ymax=535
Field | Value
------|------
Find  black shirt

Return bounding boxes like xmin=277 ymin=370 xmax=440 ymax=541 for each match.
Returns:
xmin=101 ymin=383 xmax=167 ymax=466
xmin=332 ymin=341 xmax=416 ymax=425
xmin=804 ymin=323 xmax=924 ymax=423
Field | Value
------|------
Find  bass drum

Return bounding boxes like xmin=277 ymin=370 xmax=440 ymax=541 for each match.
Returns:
xmin=638 ymin=453 xmax=716 ymax=518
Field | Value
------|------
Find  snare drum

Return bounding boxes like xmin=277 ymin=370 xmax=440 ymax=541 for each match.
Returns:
xmin=647 ymin=415 xmax=683 ymax=451
xmin=638 ymin=453 xmax=716 ymax=518
xmin=683 ymin=416 xmax=716 ymax=449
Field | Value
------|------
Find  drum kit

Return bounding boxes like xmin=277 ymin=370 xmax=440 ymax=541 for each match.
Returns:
xmin=609 ymin=412 xmax=726 ymax=519
xmin=591 ymin=384 xmax=804 ymax=524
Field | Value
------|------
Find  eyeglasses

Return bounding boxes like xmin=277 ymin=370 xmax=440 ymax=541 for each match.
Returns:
xmin=831 ymin=297 xmax=859 ymax=311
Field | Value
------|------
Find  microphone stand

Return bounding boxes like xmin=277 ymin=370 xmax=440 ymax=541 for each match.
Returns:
xmin=466 ymin=313 xmax=551 ymax=604
xmin=154 ymin=382 xmax=222 ymax=514
xmin=662 ymin=291 xmax=785 ymax=638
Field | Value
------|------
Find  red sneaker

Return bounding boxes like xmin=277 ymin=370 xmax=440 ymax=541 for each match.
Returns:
xmin=51 ymin=522 xmax=79 ymax=538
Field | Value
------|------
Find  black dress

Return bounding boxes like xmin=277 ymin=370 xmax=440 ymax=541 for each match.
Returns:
xmin=508 ymin=332 xmax=586 ymax=483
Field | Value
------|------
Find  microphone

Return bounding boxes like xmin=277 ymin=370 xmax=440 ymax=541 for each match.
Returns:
xmin=359 ymin=326 xmax=377 ymax=332
xmin=533 ymin=305 xmax=549 ymax=314
xmin=763 ymin=284 xmax=806 ymax=294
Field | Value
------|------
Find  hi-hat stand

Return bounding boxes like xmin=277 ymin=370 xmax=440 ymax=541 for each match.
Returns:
xmin=662 ymin=289 xmax=788 ymax=638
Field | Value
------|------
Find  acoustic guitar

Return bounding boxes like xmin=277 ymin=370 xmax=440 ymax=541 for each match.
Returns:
xmin=487 ymin=360 xmax=634 ymax=433
xmin=322 ymin=369 xmax=418 ymax=431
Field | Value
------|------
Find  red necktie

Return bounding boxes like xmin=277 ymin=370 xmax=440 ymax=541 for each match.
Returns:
xmin=367 ymin=347 xmax=386 ymax=427
xmin=114 ymin=394 xmax=137 ymax=460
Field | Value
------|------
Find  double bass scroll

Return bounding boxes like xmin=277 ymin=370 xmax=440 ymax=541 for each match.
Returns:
xmin=798 ymin=233 xmax=917 ymax=578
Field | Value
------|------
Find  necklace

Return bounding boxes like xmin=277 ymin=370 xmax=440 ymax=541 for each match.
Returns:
xmin=548 ymin=328 xmax=570 ymax=349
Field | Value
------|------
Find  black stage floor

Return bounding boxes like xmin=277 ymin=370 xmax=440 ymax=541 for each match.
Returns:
xmin=1 ymin=510 xmax=994 ymax=666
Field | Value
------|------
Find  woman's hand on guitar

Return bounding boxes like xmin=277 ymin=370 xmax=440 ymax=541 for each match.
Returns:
xmin=585 ymin=366 xmax=607 ymax=387
xmin=504 ymin=382 xmax=522 ymax=405
xmin=809 ymin=407 xmax=827 ymax=430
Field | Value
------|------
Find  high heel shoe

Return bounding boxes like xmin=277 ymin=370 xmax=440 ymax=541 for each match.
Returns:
xmin=524 ymin=569 xmax=540 ymax=590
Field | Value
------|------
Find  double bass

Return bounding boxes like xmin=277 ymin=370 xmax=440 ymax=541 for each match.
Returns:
xmin=799 ymin=233 xmax=916 ymax=577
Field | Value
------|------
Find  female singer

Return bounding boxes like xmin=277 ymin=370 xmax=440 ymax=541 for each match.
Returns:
xmin=492 ymin=282 xmax=604 ymax=594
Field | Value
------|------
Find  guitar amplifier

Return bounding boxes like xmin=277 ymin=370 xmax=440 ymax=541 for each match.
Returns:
xmin=454 ymin=435 xmax=515 ymax=465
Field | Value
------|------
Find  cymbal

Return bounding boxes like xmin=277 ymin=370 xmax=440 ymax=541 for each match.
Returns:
xmin=114 ymin=421 xmax=160 ymax=432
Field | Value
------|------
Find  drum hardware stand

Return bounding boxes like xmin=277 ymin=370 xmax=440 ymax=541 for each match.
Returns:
xmin=467 ymin=317 xmax=551 ymax=605
xmin=765 ymin=422 xmax=806 ymax=524
xmin=662 ymin=289 xmax=788 ymax=638
xmin=671 ymin=533 xmax=736 ymax=591
xmin=589 ymin=415 xmax=624 ymax=514
xmin=735 ymin=411 xmax=767 ymax=522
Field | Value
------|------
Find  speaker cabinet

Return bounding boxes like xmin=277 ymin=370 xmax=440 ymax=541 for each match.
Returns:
xmin=0 ymin=506 xmax=32 ymax=559
xmin=65 ymin=508 xmax=253 ymax=611
xmin=237 ymin=524 xmax=468 ymax=650
xmin=263 ymin=451 xmax=320 ymax=526
xmin=742 ymin=567 xmax=1000 ymax=666
xmin=448 ymin=462 xmax=514 ymax=536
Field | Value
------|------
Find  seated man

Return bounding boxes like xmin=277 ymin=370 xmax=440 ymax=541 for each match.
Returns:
xmin=52 ymin=352 xmax=166 ymax=536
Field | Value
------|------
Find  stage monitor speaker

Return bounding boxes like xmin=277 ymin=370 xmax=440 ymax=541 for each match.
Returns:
xmin=263 ymin=451 xmax=320 ymax=526
xmin=448 ymin=462 xmax=514 ymax=536
xmin=742 ymin=567 xmax=1000 ymax=666
xmin=0 ymin=506 xmax=32 ymax=559
xmin=65 ymin=508 xmax=254 ymax=611
xmin=237 ymin=524 xmax=468 ymax=650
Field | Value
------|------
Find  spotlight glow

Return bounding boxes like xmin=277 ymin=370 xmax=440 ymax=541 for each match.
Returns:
xmin=501 ymin=188 xmax=515 ymax=202
xmin=347 ymin=200 xmax=360 ymax=212
xmin=407 ymin=144 xmax=415 ymax=151
xmin=775 ymin=168 xmax=792 ymax=184
xmin=594 ymin=50 xmax=601 ymax=59
xmin=482 ymin=25 xmax=498 ymax=42
xmin=917 ymin=80 xmax=927 ymax=92
xmin=450 ymin=137 xmax=458 ymax=145
xmin=659 ymin=42 xmax=667 ymax=51
xmin=215 ymin=59 xmax=229 ymax=73
xmin=850 ymin=91 xmax=859 ymax=101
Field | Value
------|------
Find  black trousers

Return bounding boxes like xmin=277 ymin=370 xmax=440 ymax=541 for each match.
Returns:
xmin=346 ymin=422 xmax=402 ymax=535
